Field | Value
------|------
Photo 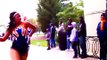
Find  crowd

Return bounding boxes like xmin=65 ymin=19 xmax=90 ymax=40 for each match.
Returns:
xmin=45 ymin=13 xmax=107 ymax=60
xmin=45 ymin=16 xmax=87 ymax=59
xmin=0 ymin=11 xmax=107 ymax=60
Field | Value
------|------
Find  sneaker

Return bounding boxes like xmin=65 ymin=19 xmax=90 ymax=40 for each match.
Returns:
xmin=65 ymin=49 xmax=70 ymax=52
xmin=80 ymin=55 xmax=87 ymax=58
xmin=47 ymin=48 xmax=51 ymax=50
xmin=73 ymin=56 xmax=77 ymax=58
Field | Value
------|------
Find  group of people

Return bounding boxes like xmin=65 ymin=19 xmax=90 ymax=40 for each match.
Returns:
xmin=51 ymin=13 xmax=107 ymax=60
xmin=45 ymin=13 xmax=107 ymax=60
xmin=45 ymin=23 xmax=56 ymax=50
xmin=65 ymin=16 xmax=87 ymax=58
xmin=45 ymin=16 xmax=87 ymax=58
xmin=0 ymin=11 xmax=106 ymax=60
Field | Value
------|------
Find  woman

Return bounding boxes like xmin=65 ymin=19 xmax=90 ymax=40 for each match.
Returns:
xmin=78 ymin=16 xmax=87 ymax=58
xmin=0 ymin=11 xmax=37 ymax=60
xmin=56 ymin=21 xmax=66 ymax=50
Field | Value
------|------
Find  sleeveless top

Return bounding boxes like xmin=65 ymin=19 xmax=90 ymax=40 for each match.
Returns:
xmin=11 ymin=25 xmax=31 ymax=48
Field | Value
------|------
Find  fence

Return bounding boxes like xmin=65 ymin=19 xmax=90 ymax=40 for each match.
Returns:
xmin=86 ymin=36 xmax=100 ymax=58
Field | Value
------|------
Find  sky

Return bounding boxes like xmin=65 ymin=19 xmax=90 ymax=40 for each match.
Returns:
xmin=0 ymin=0 xmax=79 ymax=25
xmin=0 ymin=0 xmax=38 ymax=25
xmin=62 ymin=0 xmax=80 ymax=6
xmin=0 ymin=0 xmax=79 ymax=33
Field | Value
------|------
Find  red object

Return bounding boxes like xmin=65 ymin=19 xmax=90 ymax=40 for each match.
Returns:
xmin=24 ymin=16 xmax=27 ymax=21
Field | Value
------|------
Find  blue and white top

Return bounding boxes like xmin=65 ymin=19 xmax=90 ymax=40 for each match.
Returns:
xmin=12 ymin=25 xmax=31 ymax=47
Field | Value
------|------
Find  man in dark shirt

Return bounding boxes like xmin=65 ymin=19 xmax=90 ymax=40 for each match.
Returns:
xmin=66 ymin=18 xmax=73 ymax=51
xmin=50 ymin=23 xmax=56 ymax=48
xmin=97 ymin=13 xmax=107 ymax=60
xmin=78 ymin=16 xmax=87 ymax=58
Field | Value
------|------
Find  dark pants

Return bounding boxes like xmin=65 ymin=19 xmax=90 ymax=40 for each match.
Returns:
xmin=58 ymin=31 xmax=66 ymax=50
xmin=47 ymin=40 xmax=50 ymax=48
xmin=79 ymin=36 xmax=87 ymax=56
xmin=66 ymin=32 xmax=71 ymax=49
xmin=99 ymin=37 xmax=107 ymax=60
xmin=50 ymin=38 xmax=56 ymax=48
xmin=71 ymin=41 xmax=78 ymax=57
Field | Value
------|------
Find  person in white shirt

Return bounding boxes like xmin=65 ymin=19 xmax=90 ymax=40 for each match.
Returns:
xmin=70 ymin=22 xmax=78 ymax=58
xmin=56 ymin=21 xmax=66 ymax=50
xmin=56 ymin=21 xmax=65 ymax=32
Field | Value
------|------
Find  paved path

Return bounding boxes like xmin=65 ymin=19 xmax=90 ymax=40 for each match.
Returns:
xmin=0 ymin=40 xmax=99 ymax=60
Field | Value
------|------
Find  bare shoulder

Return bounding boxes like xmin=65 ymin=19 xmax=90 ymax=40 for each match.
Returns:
xmin=23 ymin=21 xmax=36 ymax=28
xmin=21 ymin=21 xmax=30 ymax=26
xmin=23 ymin=21 xmax=31 ymax=25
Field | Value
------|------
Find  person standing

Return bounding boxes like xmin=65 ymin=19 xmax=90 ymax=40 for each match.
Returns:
xmin=66 ymin=18 xmax=73 ymax=51
xmin=78 ymin=16 xmax=87 ymax=58
xmin=45 ymin=28 xmax=51 ymax=50
xmin=50 ymin=23 xmax=56 ymax=48
xmin=70 ymin=22 xmax=79 ymax=58
xmin=0 ymin=11 xmax=37 ymax=60
xmin=56 ymin=21 xmax=66 ymax=50
xmin=97 ymin=13 xmax=107 ymax=60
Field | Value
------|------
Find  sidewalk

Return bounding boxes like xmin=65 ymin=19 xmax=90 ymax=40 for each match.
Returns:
xmin=28 ymin=45 xmax=99 ymax=60
xmin=0 ymin=40 xmax=99 ymax=60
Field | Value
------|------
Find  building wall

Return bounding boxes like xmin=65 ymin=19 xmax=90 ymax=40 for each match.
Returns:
xmin=84 ymin=0 xmax=106 ymax=36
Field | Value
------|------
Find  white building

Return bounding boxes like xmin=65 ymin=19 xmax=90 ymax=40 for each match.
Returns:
xmin=83 ymin=0 xmax=106 ymax=57
xmin=84 ymin=0 xmax=106 ymax=36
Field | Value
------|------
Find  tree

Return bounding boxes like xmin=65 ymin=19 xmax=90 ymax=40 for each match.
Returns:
xmin=28 ymin=18 xmax=38 ymax=26
xmin=37 ymin=0 xmax=61 ymax=32
xmin=28 ymin=18 xmax=40 ymax=31
xmin=60 ymin=0 xmax=68 ymax=1
xmin=56 ymin=0 xmax=84 ymax=23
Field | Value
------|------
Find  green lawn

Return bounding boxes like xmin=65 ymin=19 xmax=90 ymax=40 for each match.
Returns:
xmin=30 ymin=40 xmax=47 ymax=47
xmin=30 ymin=39 xmax=58 ymax=47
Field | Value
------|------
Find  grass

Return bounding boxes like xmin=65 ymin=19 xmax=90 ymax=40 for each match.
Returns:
xmin=30 ymin=39 xmax=58 ymax=47
xmin=30 ymin=33 xmax=58 ymax=47
xmin=30 ymin=40 xmax=47 ymax=47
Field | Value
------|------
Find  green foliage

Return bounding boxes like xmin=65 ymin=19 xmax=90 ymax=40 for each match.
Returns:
xmin=28 ymin=18 xmax=37 ymax=26
xmin=60 ymin=0 xmax=68 ymax=1
xmin=56 ymin=0 xmax=84 ymax=23
xmin=31 ymin=40 xmax=47 ymax=47
xmin=36 ymin=0 xmax=84 ymax=32
xmin=37 ymin=0 xmax=61 ymax=32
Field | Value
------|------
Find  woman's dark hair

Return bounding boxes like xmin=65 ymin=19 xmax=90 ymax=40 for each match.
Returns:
xmin=59 ymin=21 xmax=62 ymax=25
xmin=8 ymin=11 xmax=17 ymax=29
xmin=79 ymin=16 xmax=85 ymax=23
xmin=68 ymin=18 xmax=72 ymax=22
